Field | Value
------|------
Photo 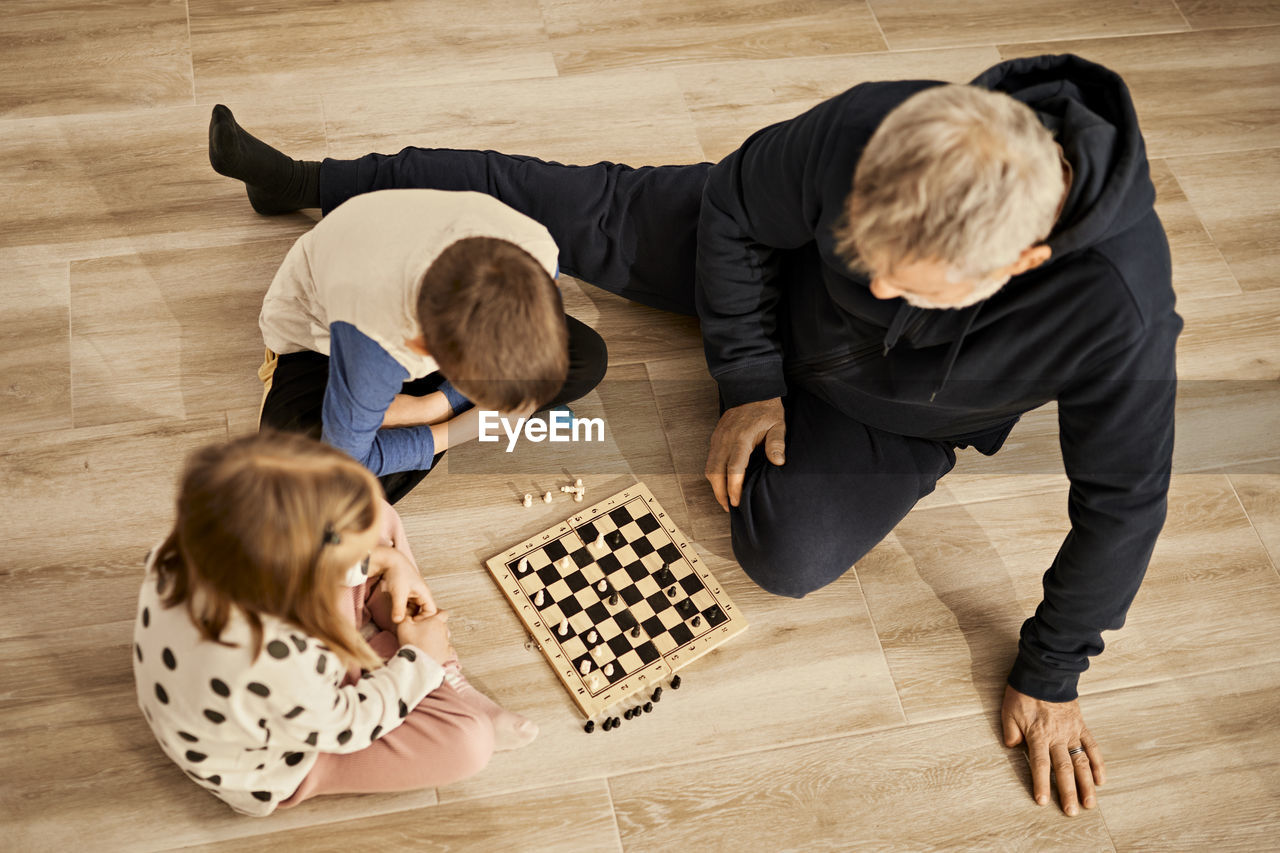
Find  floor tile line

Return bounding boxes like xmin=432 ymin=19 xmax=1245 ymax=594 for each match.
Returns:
xmin=864 ymin=0 xmax=892 ymax=51
xmin=997 ymin=19 xmax=1280 ymax=52
xmin=1226 ymin=475 xmax=1280 ymax=581
xmin=603 ymin=777 xmax=628 ymax=853
xmin=1169 ymin=0 xmax=1194 ymax=31
xmin=850 ymin=565 xmax=910 ymax=724
xmin=1152 ymin=156 xmax=1242 ymax=291
xmin=183 ymin=0 xmax=197 ymax=104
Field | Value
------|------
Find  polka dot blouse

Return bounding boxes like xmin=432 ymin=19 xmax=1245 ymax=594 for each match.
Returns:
xmin=132 ymin=549 xmax=444 ymax=816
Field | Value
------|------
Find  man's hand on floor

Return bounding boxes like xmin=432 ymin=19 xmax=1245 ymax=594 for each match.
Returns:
xmin=1002 ymin=685 xmax=1106 ymax=816
xmin=705 ymin=397 xmax=786 ymax=512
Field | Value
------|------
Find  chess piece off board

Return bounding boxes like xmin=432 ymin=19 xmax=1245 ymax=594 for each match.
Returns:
xmin=485 ymin=483 xmax=747 ymax=720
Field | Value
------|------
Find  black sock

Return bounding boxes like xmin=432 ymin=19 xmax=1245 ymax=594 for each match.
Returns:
xmin=208 ymin=104 xmax=321 ymax=214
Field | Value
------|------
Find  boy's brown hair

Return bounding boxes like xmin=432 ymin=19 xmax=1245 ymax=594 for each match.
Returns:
xmin=154 ymin=431 xmax=386 ymax=672
xmin=417 ymin=236 xmax=569 ymax=412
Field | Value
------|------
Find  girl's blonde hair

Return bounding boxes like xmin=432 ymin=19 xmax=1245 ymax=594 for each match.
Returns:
xmin=155 ymin=430 xmax=384 ymax=671
xmin=834 ymin=84 xmax=1065 ymax=281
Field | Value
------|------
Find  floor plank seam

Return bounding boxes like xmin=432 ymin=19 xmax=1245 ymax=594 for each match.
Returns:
xmin=849 ymin=565 xmax=910 ymax=724
xmin=898 ymin=656 xmax=1280 ymax=732
xmin=1169 ymin=0 xmax=1194 ymax=32
xmin=636 ymin=360 xmax=700 ymax=521
xmin=1225 ymin=475 xmax=1280 ymax=580
xmin=864 ymin=0 xmax=892 ymax=51
xmin=1156 ymin=158 xmax=1242 ymax=291
xmin=183 ymin=0 xmax=197 ymax=105
xmin=908 ymin=480 xmax=1071 ymax=514
xmin=438 ymin=715 xmax=927 ymax=810
xmin=602 ymin=777 xmax=628 ymax=853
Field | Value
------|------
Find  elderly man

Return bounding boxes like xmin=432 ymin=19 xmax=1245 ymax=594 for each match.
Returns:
xmin=211 ymin=53 xmax=1179 ymax=817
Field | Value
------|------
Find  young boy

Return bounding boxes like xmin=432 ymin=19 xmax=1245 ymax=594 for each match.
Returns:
xmin=211 ymin=106 xmax=607 ymax=502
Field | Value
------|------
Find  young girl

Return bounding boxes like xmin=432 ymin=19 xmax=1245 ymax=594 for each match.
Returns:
xmin=132 ymin=431 xmax=537 ymax=816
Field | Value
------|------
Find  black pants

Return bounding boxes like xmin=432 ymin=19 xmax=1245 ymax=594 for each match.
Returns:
xmin=317 ymin=149 xmax=970 ymax=596
xmin=261 ymin=315 xmax=609 ymax=504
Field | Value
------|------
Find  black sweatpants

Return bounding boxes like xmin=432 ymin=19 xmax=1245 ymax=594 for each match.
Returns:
xmin=317 ymin=149 xmax=964 ymax=596
xmin=261 ymin=315 xmax=609 ymax=504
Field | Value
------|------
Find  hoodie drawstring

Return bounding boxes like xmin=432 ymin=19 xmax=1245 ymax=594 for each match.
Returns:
xmin=883 ymin=304 xmax=918 ymax=356
xmin=931 ymin=304 xmax=983 ymax=402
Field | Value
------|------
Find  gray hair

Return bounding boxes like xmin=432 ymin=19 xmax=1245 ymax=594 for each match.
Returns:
xmin=834 ymin=84 xmax=1064 ymax=281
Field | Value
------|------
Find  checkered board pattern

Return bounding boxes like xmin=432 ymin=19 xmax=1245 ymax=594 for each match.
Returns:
xmin=485 ymin=482 xmax=747 ymax=718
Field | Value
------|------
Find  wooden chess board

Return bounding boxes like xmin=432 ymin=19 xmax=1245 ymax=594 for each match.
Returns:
xmin=484 ymin=482 xmax=747 ymax=719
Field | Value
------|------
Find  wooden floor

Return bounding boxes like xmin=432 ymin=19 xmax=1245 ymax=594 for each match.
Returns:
xmin=2 ymin=1 xmax=1278 ymax=850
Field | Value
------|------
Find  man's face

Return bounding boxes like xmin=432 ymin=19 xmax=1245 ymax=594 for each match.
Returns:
xmin=867 ymin=256 xmax=1010 ymax=310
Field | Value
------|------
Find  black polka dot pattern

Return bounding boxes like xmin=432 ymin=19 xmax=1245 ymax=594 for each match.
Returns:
xmin=284 ymin=752 xmax=305 ymax=766
xmin=211 ymin=678 xmax=230 ymax=697
xmin=203 ymin=709 xmax=225 ymax=724
xmin=316 ymin=655 xmax=327 ymax=675
xmin=371 ymin=725 xmax=382 ymax=740
xmin=305 ymin=732 xmax=318 ymax=746
xmin=142 ymin=607 xmax=150 ymax=628
xmin=185 ymin=750 xmax=206 ymax=763
xmin=397 ymin=648 xmax=416 ymax=662
xmin=155 ymin=683 xmax=169 ymax=704
xmin=267 ymin=640 xmax=290 ymax=659
xmin=134 ymin=644 xmax=142 ymax=663
xmin=247 ymin=682 xmax=270 ymax=697
xmin=398 ymin=699 xmax=408 ymax=718
xmin=357 ymin=692 xmax=367 ymax=702
xmin=291 ymin=635 xmax=307 ymax=653
xmin=284 ymin=706 xmax=305 ymax=719
xmin=206 ymin=775 xmax=221 ymax=786
xmin=251 ymin=791 xmax=272 ymax=802
xmin=178 ymin=731 xmax=198 ymax=743
xmin=162 ymin=648 xmax=177 ymax=670
xmin=337 ymin=729 xmax=352 ymax=745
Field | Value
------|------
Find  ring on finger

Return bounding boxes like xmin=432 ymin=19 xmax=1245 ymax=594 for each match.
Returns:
xmin=1068 ymin=745 xmax=1087 ymax=757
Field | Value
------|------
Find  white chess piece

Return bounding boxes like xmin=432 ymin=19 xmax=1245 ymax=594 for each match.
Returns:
xmin=543 ymin=491 xmax=553 ymax=504
xmin=522 ymin=493 xmax=533 ymax=508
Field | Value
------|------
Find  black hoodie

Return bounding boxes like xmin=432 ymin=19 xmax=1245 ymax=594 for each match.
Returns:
xmin=695 ymin=55 xmax=1181 ymax=702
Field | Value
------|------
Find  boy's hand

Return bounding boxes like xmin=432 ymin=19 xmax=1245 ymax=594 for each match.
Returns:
xmin=369 ymin=545 xmax=437 ymax=622
xmin=395 ymin=609 xmax=453 ymax=664
xmin=429 ymin=406 xmax=482 ymax=452
xmin=382 ymin=390 xmax=453 ymax=428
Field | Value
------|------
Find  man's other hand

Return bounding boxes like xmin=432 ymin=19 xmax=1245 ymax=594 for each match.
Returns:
xmin=704 ymin=397 xmax=786 ymax=512
xmin=1002 ymin=684 xmax=1106 ymax=816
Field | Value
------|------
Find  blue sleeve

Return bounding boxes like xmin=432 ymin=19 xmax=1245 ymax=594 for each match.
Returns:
xmin=438 ymin=380 xmax=472 ymax=414
xmin=321 ymin=322 xmax=437 ymax=476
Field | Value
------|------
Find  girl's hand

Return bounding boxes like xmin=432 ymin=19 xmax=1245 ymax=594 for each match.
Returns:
xmin=396 ymin=609 xmax=453 ymax=663
xmin=369 ymin=545 xmax=437 ymax=623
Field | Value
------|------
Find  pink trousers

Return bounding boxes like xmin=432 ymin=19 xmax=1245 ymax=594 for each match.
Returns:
xmin=278 ymin=582 xmax=494 ymax=807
